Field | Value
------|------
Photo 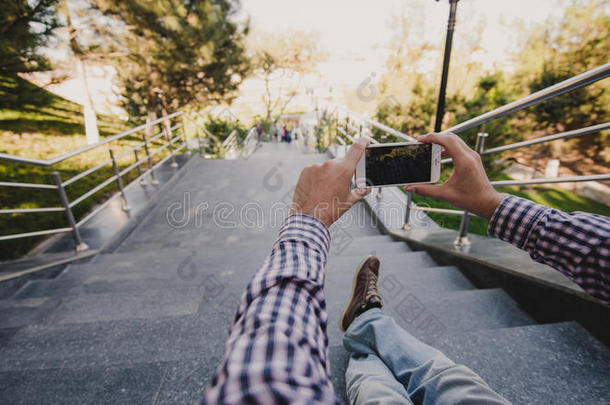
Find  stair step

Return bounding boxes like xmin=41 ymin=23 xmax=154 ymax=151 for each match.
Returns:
xmin=436 ymin=321 xmax=610 ymax=404
xmin=0 ymin=297 xmax=61 ymax=329
xmin=121 ymin=205 xmax=381 ymax=251
xmin=0 ymin=356 xmax=215 ymax=405
xmin=326 ymin=251 xmax=437 ymax=273
xmin=21 ymin=242 xmax=410 ymax=299
xmin=0 ymin=313 xmax=230 ymax=372
xmin=85 ymin=235 xmax=400 ymax=271
xmin=116 ymin=239 xmax=408 ymax=260
xmin=327 ymin=321 xmax=610 ymax=405
xmin=43 ymin=288 xmax=204 ymax=325
xmin=325 ymin=288 xmax=535 ymax=346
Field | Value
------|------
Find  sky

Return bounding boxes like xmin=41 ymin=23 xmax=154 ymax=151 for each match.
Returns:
xmin=33 ymin=0 xmax=570 ymax=119
xmin=231 ymin=0 xmax=566 ymax=117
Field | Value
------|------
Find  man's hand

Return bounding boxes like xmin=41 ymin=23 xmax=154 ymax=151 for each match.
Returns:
xmin=290 ymin=138 xmax=371 ymax=227
xmin=405 ymin=133 xmax=506 ymax=220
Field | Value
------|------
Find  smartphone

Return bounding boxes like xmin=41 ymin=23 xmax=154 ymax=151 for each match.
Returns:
xmin=355 ymin=142 xmax=441 ymax=188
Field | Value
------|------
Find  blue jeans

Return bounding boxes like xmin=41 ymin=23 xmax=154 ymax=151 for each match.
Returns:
xmin=343 ymin=309 xmax=510 ymax=405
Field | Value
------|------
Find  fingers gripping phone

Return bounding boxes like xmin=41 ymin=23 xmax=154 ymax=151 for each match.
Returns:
xmin=355 ymin=142 xmax=441 ymax=188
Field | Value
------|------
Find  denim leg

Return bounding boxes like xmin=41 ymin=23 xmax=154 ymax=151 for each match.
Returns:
xmin=345 ymin=352 xmax=413 ymax=405
xmin=343 ymin=309 xmax=510 ymax=405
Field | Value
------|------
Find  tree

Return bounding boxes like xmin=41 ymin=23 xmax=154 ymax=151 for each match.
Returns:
xmin=373 ymin=12 xmax=485 ymax=139
xmin=250 ymin=30 xmax=326 ymax=123
xmin=89 ymin=0 xmax=250 ymax=131
xmin=58 ymin=0 xmax=99 ymax=144
xmin=0 ymin=0 xmax=60 ymax=74
xmin=513 ymin=0 xmax=609 ymax=159
xmin=375 ymin=79 xmax=437 ymax=140
xmin=451 ymin=73 xmax=516 ymax=151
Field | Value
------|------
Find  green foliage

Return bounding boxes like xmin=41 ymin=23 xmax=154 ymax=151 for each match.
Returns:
xmin=204 ymin=115 xmax=247 ymax=142
xmin=89 ymin=0 xmax=250 ymax=116
xmin=450 ymin=73 xmax=517 ymax=149
xmin=0 ymin=0 xmax=60 ymax=74
xmin=514 ymin=0 xmax=610 ymax=158
xmin=0 ymin=75 xmax=153 ymax=261
xmin=528 ymin=66 xmax=604 ymax=132
xmin=375 ymin=79 xmax=437 ymax=140
xmin=0 ymin=74 xmax=126 ymax=137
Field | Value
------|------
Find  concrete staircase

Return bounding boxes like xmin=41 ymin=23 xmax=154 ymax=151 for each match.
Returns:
xmin=0 ymin=143 xmax=608 ymax=404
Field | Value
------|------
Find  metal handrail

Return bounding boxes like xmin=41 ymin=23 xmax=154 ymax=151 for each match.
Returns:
xmin=491 ymin=173 xmax=610 ymax=187
xmin=0 ymin=154 xmax=48 ymax=167
xmin=0 ymin=181 xmax=57 ymax=189
xmin=482 ymin=122 xmax=610 ymax=155
xmin=0 ymin=227 xmax=73 ymax=242
xmin=336 ymin=105 xmax=417 ymax=142
xmin=0 ymin=111 xmax=196 ymax=254
xmin=410 ymin=205 xmax=476 ymax=216
xmin=328 ymin=63 xmax=610 ymax=246
xmin=0 ymin=112 xmax=183 ymax=167
xmin=440 ymin=122 xmax=610 ymax=164
xmin=68 ymin=174 xmax=119 ymax=208
xmin=0 ymin=107 xmax=248 ymax=255
xmin=447 ymin=63 xmax=610 ymax=134
xmin=74 ymin=146 xmax=181 ymax=228
xmin=337 ymin=127 xmax=356 ymax=143
xmin=48 ymin=112 xmax=183 ymax=165
xmin=62 ymin=158 xmax=113 ymax=187
xmin=0 ymin=207 xmax=65 ymax=214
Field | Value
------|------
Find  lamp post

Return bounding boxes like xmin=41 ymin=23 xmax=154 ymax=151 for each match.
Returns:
xmin=433 ymin=0 xmax=460 ymax=133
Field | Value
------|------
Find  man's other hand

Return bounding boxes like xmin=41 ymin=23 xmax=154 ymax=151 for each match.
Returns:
xmin=290 ymin=138 xmax=371 ymax=227
xmin=405 ymin=133 xmax=506 ymax=220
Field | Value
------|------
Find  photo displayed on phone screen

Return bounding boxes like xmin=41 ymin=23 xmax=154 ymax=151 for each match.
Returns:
xmin=365 ymin=143 xmax=432 ymax=186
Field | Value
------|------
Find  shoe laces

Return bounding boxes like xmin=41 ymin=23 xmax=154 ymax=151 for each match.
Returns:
xmin=364 ymin=272 xmax=380 ymax=302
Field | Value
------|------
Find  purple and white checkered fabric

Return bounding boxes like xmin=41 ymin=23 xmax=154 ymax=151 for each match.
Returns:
xmin=201 ymin=214 xmax=340 ymax=404
xmin=489 ymin=195 xmax=610 ymax=305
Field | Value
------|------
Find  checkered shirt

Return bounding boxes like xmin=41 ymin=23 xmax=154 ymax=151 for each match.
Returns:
xmin=201 ymin=214 xmax=339 ymax=404
xmin=489 ymin=195 xmax=610 ymax=304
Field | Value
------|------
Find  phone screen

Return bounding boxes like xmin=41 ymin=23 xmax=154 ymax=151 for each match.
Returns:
xmin=365 ymin=143 xmax=432 ymax=186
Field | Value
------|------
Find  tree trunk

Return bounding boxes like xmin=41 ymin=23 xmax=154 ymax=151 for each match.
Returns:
xmin=76 ymin=58 xmax=99 ymax=145
xmin=62 ymin=0 xmax=99 ymax=145
xmin=160 ymin=95 xmax=172 ymax=136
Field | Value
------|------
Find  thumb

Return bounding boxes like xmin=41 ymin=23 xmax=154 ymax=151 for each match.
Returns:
xmin=404 ymin=184 xmax=446 ymax=200
xmin=346 ymin=187 xmax=371 ymax=206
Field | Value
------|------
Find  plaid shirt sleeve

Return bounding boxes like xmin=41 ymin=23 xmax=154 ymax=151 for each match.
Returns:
xmin=201 ymin=214 xmax=340 ymax=404
xmin=488 ymin=195 xmax=610 ymax=304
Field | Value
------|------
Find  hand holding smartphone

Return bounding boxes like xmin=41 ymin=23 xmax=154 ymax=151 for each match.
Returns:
xmin=355 ymin=142 xmax=441 ymax=188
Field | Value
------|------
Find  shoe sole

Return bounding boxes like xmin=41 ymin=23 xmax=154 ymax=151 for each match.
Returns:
xmin=338 ymin=255 xmax=374 ymax=332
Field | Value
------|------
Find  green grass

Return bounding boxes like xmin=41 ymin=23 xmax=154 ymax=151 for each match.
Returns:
xmin=0 ymin=74 xmax=172 ymax=261
xmin=409 ymin=165 xmax=610 ymax=236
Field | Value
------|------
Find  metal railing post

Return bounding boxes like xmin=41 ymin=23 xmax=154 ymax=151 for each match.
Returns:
xmin=134 ymin=149 xmax=146 ymax=185
xmin=109 ymin=149 xmax=130 ymax=211
xmin=141 ymin=133 xmax=158 ymax=185
xmin=52 ymin=170 xmax=88 ymax=252
xmin=402 ymin=191 xmax=413 ymax=230
xmin=164 ymin=121 xmax=179 ymax=168
xmin=475 ymin=132 xmax=489 ymax=154
xmin=454 ymin=132 xmax=488 ymax=246
xmin=376 ymin=187 xmax=383 ymax=199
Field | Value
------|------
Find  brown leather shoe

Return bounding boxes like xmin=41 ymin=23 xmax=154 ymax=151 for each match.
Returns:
xmin=339 ymin=255 xmax=383 ymax=331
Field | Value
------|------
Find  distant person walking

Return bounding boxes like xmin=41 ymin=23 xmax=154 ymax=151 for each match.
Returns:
xmin=255 ymin=121 xmax=264 ymax=145
xmin=281 ymin=125 xmax=292 ymax=143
